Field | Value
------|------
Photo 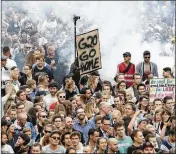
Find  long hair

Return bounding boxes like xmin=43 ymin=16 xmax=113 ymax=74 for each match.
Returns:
xmin=138 ymin=96 xmax=149 ymax=113
xmin=85 ymin=102 xmax=95 ymax=119
xmin=24 ymin=51 xmax=36 ymax=66
xmin=63 ymin=100 xmax=72 ymax=116
xmin=65 ymin=79 xmax=75 ymax=92
xmin=28 ymin=107 xmax=38 ymax=123
xmin=54 ymin=104 xmax=66 ymax=116
xmin=87 ymin=76 xmax=98 ymax=90
xmin=6 ymin=123 xmax=15 ymax=141
xmin=41 ymin=135 xmax=49 ymax=147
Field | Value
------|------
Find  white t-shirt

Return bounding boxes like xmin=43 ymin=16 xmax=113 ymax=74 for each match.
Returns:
xmin=43 ymin=94 xmax=58 ymax=111
xmin=1 ymin=144 xmax=14 ymax=154
xmin=42 ymin=144 xmax=65 ymax=153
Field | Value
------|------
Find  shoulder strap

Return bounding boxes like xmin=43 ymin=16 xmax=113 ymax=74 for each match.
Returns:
xmin=122 ymin=62 xmax=132 ymax=74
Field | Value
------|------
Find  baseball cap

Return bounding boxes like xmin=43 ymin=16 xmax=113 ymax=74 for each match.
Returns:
xmin=1 ymin=55 xmax=7 ymax=61
xmin=123 ymin=52 xmax=131 ymax=57
xmin=50 ymin=130 xmax=62 ymax=137
xmin=137 ymin=117 xmax=148 ymax=124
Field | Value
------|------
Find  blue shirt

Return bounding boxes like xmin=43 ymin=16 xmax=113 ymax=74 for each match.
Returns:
xmin=73 ymin=120 xmax=95 ymax=144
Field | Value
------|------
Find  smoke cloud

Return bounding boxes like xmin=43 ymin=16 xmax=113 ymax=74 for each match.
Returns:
xmin=2 ymin=1 xmax=175 ymax=83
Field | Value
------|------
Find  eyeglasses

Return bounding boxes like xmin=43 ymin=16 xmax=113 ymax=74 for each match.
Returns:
xmin=25 ymin=47 xmax=31 ymax=49
xmin=123 ymin=55 xmax=128 ymax=58
xmin=45 ymin=130 xmax=51 ymax=134
xmin=51 ymin=136 xmax=60 ymax=140
xmin=40 ymin=115 xmax=47 ymax=118
xmin=59 ymin=96 xmax=66 ymax=98
xmin=144 ymin=57 xmax=150 ymax=59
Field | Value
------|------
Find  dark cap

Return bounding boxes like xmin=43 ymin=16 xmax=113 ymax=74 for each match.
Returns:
xmin=143 ymin=50 xmax=150 ymax=56
xmin=142 ymin=142 xmax=154 ymax=150
xmin=1 ymin=55 xmax=7 ymax=61
xmin=90 ymin=70 xmax=100 ymax=76
xmin=50 ymin=130 xmax=62 ymax=137
xmin=163 ymin=67 xmax=171 ymax=72
xmin=123 ymin=52 xmax=131 ymax=57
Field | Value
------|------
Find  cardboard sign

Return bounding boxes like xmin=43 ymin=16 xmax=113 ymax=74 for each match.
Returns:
xmin=149 ymin=78 xmax=175 ymax=102
xmin=76 ymin=29 xmax=102 ymax=75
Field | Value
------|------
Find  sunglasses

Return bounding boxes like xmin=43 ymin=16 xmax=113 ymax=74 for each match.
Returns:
xmin=144 ymin=57 xmax=150 ymax=59
xmin=45 ymin=130 xmax=51 ymax=134
xmin=40 ymin=115 xmax=47 ymax=118
xmin=51 ymin=136 xmax=60 ymax=140
xmin=25 ymin=47 xmax=31 ymax=49
xmin=59 ymin=96 xmax=66 ymax=98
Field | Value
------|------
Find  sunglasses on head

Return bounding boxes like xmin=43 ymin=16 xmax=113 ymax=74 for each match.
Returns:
xmin=59 ymin=96 xmax=66 ymax=98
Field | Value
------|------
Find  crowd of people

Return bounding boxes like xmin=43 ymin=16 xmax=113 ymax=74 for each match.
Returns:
xmin=139 ymin=1 xmax=175 ymax=44
xmin=1 ymin=1 xmax=176 ymax=154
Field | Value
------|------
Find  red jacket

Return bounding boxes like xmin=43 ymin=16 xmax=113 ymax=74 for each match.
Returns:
xmin=117 ymin=62 xmax=135 ymax=87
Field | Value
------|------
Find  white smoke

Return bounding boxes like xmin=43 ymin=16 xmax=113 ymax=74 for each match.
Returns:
xmin=2 ymin=1 xmax=175 ymax=82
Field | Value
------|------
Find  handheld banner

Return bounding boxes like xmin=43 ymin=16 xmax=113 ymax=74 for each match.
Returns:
xmin=76 ymin=29 xmax=102 ymax=75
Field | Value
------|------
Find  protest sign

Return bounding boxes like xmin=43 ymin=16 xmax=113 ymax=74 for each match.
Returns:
xmin=76 ymin=29 xmax=102 ymax=75
xmin=149 ymin=78 xmax=175 ymax=102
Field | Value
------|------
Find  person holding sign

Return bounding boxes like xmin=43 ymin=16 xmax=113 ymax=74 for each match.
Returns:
xmin=117 ymin=52 xmax=135 ymax=87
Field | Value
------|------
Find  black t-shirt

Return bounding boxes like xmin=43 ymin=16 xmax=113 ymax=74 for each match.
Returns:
xmin=33 ymin=65 xmax=54 ymax=82
xmin=127 ymin=145 xmax=142 ymax=154
xmin=45 ymin=57 xmax=58 ymax=67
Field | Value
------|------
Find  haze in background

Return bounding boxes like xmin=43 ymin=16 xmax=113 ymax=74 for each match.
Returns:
xmin=2 ymin=1 xmax=175 ymax=82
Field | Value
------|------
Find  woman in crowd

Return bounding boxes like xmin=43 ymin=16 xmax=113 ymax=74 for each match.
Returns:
xmin=6 ymin=123 xmax=19 ymax=150
xmin=116 ymin=80 xmax=128 ymax=91
xmin=102 ymin=83 xmax=114 ymax=105
xmin=28 ymin=107 xmax=38 ymax=135
xmin=153 ymin=109 xmax=163 ymax=135
xmin=85 ymin=102 xmax=96 ymax=120
xmin=95 ymin=137 xmax=107 ymax=154
xmin=35 ymin=74 xmax=49 ymax=97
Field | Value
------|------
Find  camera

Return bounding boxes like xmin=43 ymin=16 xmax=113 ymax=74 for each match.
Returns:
xmin=73 ymin=15 xmax=80 ymax=21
